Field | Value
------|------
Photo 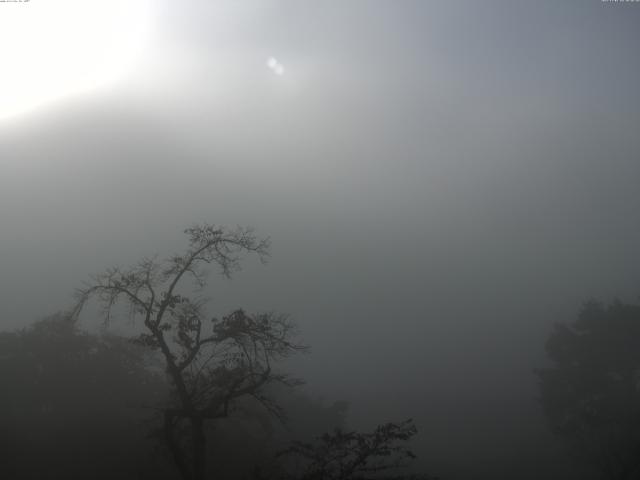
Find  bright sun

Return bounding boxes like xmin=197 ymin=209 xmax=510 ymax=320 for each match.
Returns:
xmin=0 ymin=0 xmax=151 ymax=121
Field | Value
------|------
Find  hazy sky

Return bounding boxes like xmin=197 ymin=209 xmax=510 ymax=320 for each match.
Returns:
xmin=1 ymin=1 xmax=639 ymax=478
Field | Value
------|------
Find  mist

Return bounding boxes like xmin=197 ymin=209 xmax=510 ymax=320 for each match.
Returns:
xmin=1 ymin=1 xmax=640 ymax=479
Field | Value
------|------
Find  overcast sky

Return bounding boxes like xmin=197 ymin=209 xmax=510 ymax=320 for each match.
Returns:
xmin=1 ymin=1 xmax=639 ymax=478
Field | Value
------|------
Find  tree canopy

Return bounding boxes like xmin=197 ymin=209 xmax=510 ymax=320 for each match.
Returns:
xmin=537 ymin=299 xmax=640 ymax=480
xmin=0 ymin=314 xmax=350 ymax=480
xmin=0 ymin=313 xmax=169 ymax=479
xmin=72 ymin=224 xmax=306 ymax=480
xmin=3 ymin=223 xmax=437 ymax=480
xmin=272 ymin=419 xmax=437 ymax=480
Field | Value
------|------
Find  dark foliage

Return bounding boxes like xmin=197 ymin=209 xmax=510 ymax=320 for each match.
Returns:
xmin=1 ymin=224 xmax=435 ymax=480
xmin=536 ymin=300 xmax=640 ymax=480
xmin=0 ymin=313 xmax=170 ymax=479
xmin=72 ymin=224 xmax=306 ymax=480
xmin=266 ymin=419 xmax=437 ymax=480
xmin=0 ymin=314 xmax=351 ymax=479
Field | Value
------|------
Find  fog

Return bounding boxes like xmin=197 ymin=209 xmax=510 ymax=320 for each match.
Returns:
xmin=1 ymin=1 xmax=640 ymax=479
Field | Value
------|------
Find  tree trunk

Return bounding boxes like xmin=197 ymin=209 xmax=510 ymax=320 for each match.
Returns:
xmin=164 ymin=412 xmax=192 ymax=480
xmin=192 ymin=416 xmax=206 ymax=480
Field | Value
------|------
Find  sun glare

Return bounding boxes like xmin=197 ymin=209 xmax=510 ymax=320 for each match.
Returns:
xmin=0 ymin=0 xmax=151 ymax=121
xmin=267 ymin=57 xmax=285 ymax=76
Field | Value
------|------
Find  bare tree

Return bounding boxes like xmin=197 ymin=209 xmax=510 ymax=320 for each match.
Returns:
xmin=72 ymin=224 xmax=306 ymax=480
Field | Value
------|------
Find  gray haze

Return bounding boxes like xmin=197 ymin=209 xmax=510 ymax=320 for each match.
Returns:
xmin=1 ymin=1 xmax=639 ymax=478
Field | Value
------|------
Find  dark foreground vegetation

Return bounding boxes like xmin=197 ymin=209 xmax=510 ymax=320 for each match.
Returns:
xmin=0 ymin=224 xmax=435 ymax=480
xmin=0 ymin=312 xmax=435 ymax=479
xmin=536 ymin=300 xmax=640 ymax=480
xmin=2 ymin=224 xmax=640 ymax=479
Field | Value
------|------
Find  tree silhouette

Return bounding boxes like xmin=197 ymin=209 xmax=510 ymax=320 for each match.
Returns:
xmin=536 ymin=299 xmax=640 ymax=480
xmin=72 ymin=224 xmax=306 ymax=480
xmin=0 ymin=314 xmax=354 ymax=479
xmin=268 ymin=419 xmax=436 ymax=480
xmin=0 ymin=313 xmax=169 ymax=479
